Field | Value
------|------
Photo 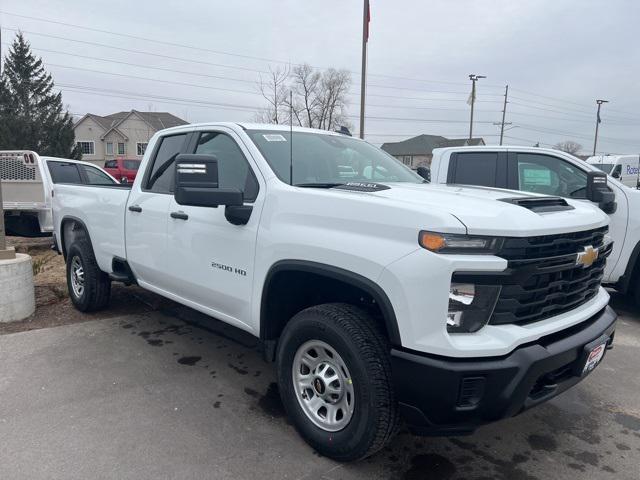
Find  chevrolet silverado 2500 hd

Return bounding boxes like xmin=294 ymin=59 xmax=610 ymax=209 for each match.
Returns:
xmin=429 ymin=146 xmax=640 ymax=303
xmin=53 ymin=124 xmax=616 ymax=460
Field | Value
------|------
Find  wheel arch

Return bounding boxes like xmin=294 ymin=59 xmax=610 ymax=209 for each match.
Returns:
xmin=60 ymin=215 xmax=94 ymax=261
xmin=260 ymin=260 xmax=401 ymax=354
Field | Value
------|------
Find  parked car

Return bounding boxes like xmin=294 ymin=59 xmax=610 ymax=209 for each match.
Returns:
xmin=52 ymin=123 xmax=615 ymax=461
xmin=429 ymin=146 xmax=640 ymax=303
xmin=0 ymin=151 xmax=118 ymax=237
xmin=104 ymin=158 xmax=141 ymax=184
xmin=585 ymin=154 xmax=640 ymax=188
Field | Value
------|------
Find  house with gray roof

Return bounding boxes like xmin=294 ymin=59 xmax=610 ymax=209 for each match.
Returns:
xmin=73 ymin=110 xmax=188 ymax=166
xmin=381 ymin=134 xmax=485 ymax=169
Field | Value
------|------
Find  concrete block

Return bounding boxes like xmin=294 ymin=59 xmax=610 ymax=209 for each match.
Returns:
xmin=0 ymin=253 xmax=36 ymax=322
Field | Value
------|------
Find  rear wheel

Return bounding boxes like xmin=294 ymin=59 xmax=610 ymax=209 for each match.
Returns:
xmin=66 ymin=239 xmax=111 ymax=312
xmin=276 ymin=303 xmax=399 ymax=461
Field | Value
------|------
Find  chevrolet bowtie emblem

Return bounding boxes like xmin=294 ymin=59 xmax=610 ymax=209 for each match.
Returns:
xmin=576 ymin=245 xmax=599 ymax=268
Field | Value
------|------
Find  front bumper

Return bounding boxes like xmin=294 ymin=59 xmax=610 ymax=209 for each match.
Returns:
xmin=391 ymin=305 xmax=617 ymax=436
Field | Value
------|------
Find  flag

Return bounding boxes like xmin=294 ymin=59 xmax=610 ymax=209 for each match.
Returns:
xmin=467 ymin=89 xmax=475 ymax=106
xmin=597 ymin=109 xmax=602 ymax=124
xmin=364 ymin=0 xmax=371 ymax=43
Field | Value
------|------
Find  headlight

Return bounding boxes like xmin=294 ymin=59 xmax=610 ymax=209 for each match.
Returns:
xmin=447 ymin=283 xmax=501 ymax=333
xmin=419 ymin=231 xmax=503 ymax=254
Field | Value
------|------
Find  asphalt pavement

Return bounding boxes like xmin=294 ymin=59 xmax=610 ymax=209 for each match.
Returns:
xmin=0 ymin=293 xmax=639 ymax=480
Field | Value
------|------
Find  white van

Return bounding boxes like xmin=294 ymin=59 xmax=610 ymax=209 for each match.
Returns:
xmin=586 ymin=154 xmax=640 ymax=189
xmin=0 ymin=150 xmax=118 ymax=237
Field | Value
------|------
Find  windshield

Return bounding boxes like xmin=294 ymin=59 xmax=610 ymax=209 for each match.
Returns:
xmin=247 ymin=130 xmax=423 ymax=185
xmin=591 ymin=163 xmax=615 ymax=174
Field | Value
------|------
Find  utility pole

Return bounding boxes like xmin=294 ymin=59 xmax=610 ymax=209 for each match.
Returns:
xmin=359 ymin=0 xmax=370 ymax=139
xmin=499 ymin=85 xmax=509 ymax=145
xmin=592 ymin=99 xmax=608 ymax=156
xmin=468 ymin=74 xmax=486 ymax=140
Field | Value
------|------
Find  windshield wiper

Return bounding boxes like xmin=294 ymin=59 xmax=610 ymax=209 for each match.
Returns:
xmin=295 ymin=182 xmax=345 ymax=188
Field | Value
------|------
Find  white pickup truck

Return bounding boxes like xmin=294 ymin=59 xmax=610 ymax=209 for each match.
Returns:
xmin=53 ymin=123 xmax=616 ymax=460
xmin=0 ymin=151 xmax=118 ymax=236
xmin=429 ymin=146 xmax=640 ymax=303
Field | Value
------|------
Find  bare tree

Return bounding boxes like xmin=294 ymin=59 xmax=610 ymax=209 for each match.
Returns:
xmin=256 ymin=66 xmax=290 ymax=124
xmin=554 ymin=140 xmax=583 ymax=155
xmin=316 ymin=68 xmax=351 ymax=131
xmin=289 ymin=64 xmax=321 ymax=128
xmin=256 ymin=64 xmax=351 ymax=131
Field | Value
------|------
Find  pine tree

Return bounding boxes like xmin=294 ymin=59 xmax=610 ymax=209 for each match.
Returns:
xmin=0 ymin=32 xmax=80 ymax=158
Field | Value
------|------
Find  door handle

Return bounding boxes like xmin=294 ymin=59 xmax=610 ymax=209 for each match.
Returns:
xmin=170 ymin=211 xmax=189 ymax=220
xmin=128 ymin=205 xmax=142 ymax=213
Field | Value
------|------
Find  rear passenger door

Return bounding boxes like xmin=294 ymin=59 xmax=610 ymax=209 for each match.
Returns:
xmin=125 ymin=132 xmax=190 ymax=290
xmin=446 ymin=151 xmax=509 ymax=189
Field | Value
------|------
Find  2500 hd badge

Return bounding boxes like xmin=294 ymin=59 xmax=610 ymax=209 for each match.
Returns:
xmin=211 ymin=261 xmax=247 ymax=277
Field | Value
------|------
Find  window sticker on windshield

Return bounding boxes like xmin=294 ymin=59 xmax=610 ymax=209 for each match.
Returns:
xmin=263 ymin=134 xmax=287 ymax=142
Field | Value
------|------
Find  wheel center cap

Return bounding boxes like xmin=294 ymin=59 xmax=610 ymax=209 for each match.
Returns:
xmin=313 ymin=377 xmax=326 ymax=395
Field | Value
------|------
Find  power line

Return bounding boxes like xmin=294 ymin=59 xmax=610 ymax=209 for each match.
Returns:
xmin=33 ymin=44 xmax=503 ymax=98
xmin=0 ymin=11 xmax=507 ymax=88
xmin=46 ymin=62 xmax=262 ymax=96
xmin=510 ymin=87 xmax=640 ymax=117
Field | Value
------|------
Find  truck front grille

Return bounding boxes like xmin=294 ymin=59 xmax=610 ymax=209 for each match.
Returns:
xmin=453 ymin=227 xmax=610 ymax=326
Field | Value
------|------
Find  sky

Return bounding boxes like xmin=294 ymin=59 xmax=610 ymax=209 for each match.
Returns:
xmin=1 ymin=0 xmax=639 ymax=154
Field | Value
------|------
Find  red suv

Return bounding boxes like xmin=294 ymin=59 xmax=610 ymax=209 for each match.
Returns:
xmin=104 ymin=158 xmax=141 ymax=184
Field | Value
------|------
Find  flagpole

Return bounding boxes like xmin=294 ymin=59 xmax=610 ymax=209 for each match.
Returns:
xmin=592 ymin=99 xmax=608 ymax=156
xmin=359 ymin=0 xmax=369 ymax=139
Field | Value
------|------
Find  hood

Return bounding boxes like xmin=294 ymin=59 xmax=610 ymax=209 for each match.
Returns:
xmin=352 ymin=183 xmax=609 ymax=237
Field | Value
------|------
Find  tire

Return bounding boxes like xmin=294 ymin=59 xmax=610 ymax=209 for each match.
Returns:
xmin=276 ymin=303 xmax=399 ymax=461
xmin=66 ymin=238 xmax=111 ymax=312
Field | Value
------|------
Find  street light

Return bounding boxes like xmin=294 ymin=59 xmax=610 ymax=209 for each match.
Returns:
xmin=468 ymin=74 xmax=486 ymax=140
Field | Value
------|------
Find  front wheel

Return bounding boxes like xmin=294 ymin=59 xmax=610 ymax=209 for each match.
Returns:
xmin=66 ymin=239 xmax=111 ymax=312
xmin=276 ymin=303 xmax=399 ymax=461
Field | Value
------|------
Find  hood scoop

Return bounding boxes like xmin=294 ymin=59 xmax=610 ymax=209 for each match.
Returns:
xmin=499 ymin=196 xmax=574 ymax=213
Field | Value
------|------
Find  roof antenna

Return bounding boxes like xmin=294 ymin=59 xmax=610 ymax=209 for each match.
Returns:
xmin=289 ymin=90 xmax=294 ymax=186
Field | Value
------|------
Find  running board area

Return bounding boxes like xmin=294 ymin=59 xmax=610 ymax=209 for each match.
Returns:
xmin=110 ymin=257 xmax=137 ymax=285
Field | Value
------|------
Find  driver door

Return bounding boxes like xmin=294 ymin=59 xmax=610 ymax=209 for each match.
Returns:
xmin=164 ymin=128 xmax=263 ymax=331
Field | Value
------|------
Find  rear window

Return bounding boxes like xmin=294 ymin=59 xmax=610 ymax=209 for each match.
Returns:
xmin=123 ymin=160 xmax=140 ymax=170
xmin=449 ymin=152 xmax=499 ymax=187
xmin=47 ymin=162 xmax=82 ymax=184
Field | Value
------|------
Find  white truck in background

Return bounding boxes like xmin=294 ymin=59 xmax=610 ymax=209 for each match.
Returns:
xmin=52 ymin=123 xmax=616 ymax=460
xmin=0 ymin=151 xmax=118 ymax=237
xmin=429 ymin=146 xmax=640 ymax=302
xmin=585 ymin=154 xmax=640 ymax=189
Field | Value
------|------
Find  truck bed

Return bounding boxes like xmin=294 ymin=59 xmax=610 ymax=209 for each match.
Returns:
xmin=53 ymin=183 xmax=131 ymax=273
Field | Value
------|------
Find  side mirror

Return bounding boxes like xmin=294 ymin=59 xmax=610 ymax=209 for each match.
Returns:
xmin=174 ymin=154 xmax=243 ymax=208
xmin=416 ymin=166 xmax=431 ymax=182
xmin=586 ymin=171 xmax=617 ymax=214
